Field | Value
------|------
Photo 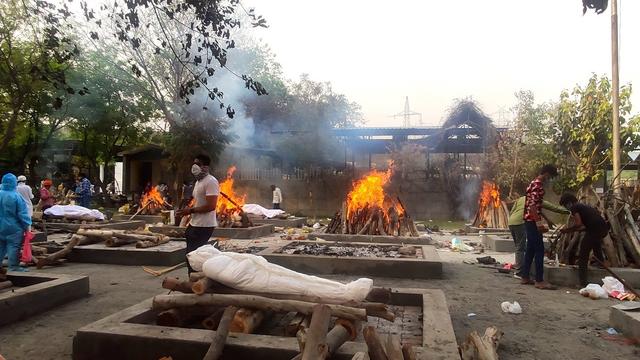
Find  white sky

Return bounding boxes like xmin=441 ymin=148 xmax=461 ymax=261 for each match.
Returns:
xmin=243 ymin=0 xmax=640 ymax=127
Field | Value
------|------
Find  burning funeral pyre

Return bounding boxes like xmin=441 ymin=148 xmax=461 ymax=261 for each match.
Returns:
xmin=471 ymin=181 xmax=509 ymax=229
xmin=325 ymin=169 xmax=419 ymax=236
xmin=131 ymin=186 xmax=172 ymax=216
xmin=180 ymin=166 xmax=253 ymax=228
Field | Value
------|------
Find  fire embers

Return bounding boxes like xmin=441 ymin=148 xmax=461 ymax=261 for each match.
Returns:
xmin=471 ymin=181 xmax=509 ymax=229
xmin=325 ymin=170 xmax=419 ymax=236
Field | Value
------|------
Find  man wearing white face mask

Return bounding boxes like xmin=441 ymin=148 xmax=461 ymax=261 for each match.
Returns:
xmin=176 ymin=154 xmax=219 ymax=274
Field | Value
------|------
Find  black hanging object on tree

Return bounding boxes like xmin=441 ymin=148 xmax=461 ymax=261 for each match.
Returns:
xmin=582 ymin=0 xmax=608 ymax=15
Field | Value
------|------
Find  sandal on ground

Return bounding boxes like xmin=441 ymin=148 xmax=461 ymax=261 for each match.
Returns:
xmin=535 ymin=282 xmax=556 ymax=290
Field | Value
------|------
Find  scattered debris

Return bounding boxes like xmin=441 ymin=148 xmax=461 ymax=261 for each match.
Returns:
xmin=500 ymin=301 xmax=522 ymax=314
xmin=477 ymin=256 xmax=497 ymax=265
xmin=275 ymin=243 xmax=419 ymax=258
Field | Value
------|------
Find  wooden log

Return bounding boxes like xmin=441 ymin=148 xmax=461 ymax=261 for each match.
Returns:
xmin=341 ymin=202 xmax=348 ymax=235
xmin=36 ymin=234 xmax=81 ymax=268
xmin=607 ymin=209 xmax=629 ymax=267
xmin=300 ymin=304 xmax=332 ymax=360
xmin=152 ymin=294 xmax=367 ymax=321
xmin=136 ymin=237 xmax=170 ymax=248
xmin=601 ymin=234 xmax=620 ymax=267
xmin=192 ymin=277 xmax=214 ymax=295
xmin=296 ymin=315 xmax=311 ymax=353
xmin=0 ymin=280 xmax=13 ymax=290
xmin=202 ymin=306 xmax=238 ymax=360
xmin=77 ymin=229 xmax=116 ymax=238
xmin=157 ymin=308 xmax=209 ymax=327
xmin=401 ymin=344 xmax=417 ymax=360
xmin=384 ymin=334 xmax=403 ymax=360
xmin=622 ymin=224 xmax=640 ymax=265
xmin=460 ymin=326 xmax=502 ymax=360
xmin=326 ymin=321 xmax=355 ymax=355
xmin=202 ymin=308 xmax=226 ymax=330
xmin=189 ymin=272 xmax=206 ymax=282
xmin=362 ymin=326 xmax=389 ymax=360
xmin=351 ymin=353 xmax=370 ymax=360
xmin=105 ymin=237 xmax=137 ymax=247
xmin=162 ymin=277 xmax=194 ymax=293
xmin=229 ymin=308 xmax=265 ymax=334
xmin=366 ymin=287 xmax=391 ymax=304
xmin=31 ymin=245 xmax=48 ymax=256
xmin=357 ymin=212 xmax=375 ymax=235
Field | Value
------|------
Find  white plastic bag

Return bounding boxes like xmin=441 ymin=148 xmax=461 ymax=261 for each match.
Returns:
xmin=602 ymin=276 xmax=625 ymax=295
xmin=500 ymin=301 xmax=522 ymax=314
xmin=188 ymin=245 xmax=373 ymax=303
xmin=579 ymin=284 xmax=608 ymax=300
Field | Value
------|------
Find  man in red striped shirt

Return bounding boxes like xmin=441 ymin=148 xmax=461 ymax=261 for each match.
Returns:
xmin=520 ymin=164 xmax=558 ymax=290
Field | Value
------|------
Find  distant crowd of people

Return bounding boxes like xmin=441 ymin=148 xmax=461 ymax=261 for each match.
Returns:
xmin=0 ymin=172 xmax=95 ymax=273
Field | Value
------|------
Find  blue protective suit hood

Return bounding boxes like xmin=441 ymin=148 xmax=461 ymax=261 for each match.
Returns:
xmin=2 ymin=173 xmax=18 ymax=191
xmin=0 ymin=172 xmax=31 ymax=236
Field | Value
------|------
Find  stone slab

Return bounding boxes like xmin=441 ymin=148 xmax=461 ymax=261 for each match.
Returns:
xmin=545 ymin=265 xmax=640 ymax=288
xmin=149 ymin=224 xmax=275 ymax=239
xmin=112 ymin=214 xmax=164 ymax=225
xmin=482 ymin=234 xmax=516 ymax=252
xmin=44 ymin=220 xmax=145 ymax=232
xmin=252 ymin=216 xmax=307 ymax=228
xmin=72 ymin=288 xmax=458 ymax=360
xmin=258 ymin=241 xmax=442 ymax=279
xmin=609 ymin=305 xmax=640 ymax=341
xmin=0 ymin=272 xmax=89 ymax=326
xmin=42 ymin=241 xmax=188 ymax=266
xmin=308 ymin=232 xmax=434 ymax=245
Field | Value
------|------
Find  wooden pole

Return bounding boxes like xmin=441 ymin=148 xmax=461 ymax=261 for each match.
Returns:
xmin=384 ymin=334 xmax=403 ymax=360
xmin=611 ymin=0 xmax=622 ymax=197
xmin=202 ymin=306 xmax=238 ymax=360
xmin=362 ymin=326 xmax=389 ymax=360
xmin=301 ymin=304 xmax=332 ymax=360
xmin=152 ymin=294 xmax=367 ymax=321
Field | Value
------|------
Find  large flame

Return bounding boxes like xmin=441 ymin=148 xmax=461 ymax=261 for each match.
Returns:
xmin=141 ymin=186 xmax=167 ymax=209
xmin=478 ymin=181 xmax=501 ymax=210
xmin=347 ymin=169 xmax=392 ymax=218
xmin=216 ymin=165 xmax=246 ymax=213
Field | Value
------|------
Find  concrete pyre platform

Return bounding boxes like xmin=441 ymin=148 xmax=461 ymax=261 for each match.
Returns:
xmin=251 ymin=216 xmax=307 ymax=228
xmin=309 ymin=232 xmax=434 ymax=245
xmin=0 ymin=272 xmax=89 ymax=326
xmin=149 ymin=224 xmax=275 ymax=239
xmin=112 ymin=214 xmax=164 ymax=225
xmin=42 ymin=241 xmax=188 ymax=266
xmin=258 ymin=241 xmax=443 ymax=279
xmin=545 ymin=265 xmax=640 ymax=288
xmin=609 ymin=303 xmax=640 ymax=342
xmin=44 ymin=220 xmax=145 ymax=232
xmin=72 ymin=287 xmax=458 ymax=360
xmin=481 ymin=234 xmax=515 ymax=252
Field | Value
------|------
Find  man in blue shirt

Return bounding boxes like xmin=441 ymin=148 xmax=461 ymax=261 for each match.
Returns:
xmin=76 ymin=173 xmax=93 ymax=208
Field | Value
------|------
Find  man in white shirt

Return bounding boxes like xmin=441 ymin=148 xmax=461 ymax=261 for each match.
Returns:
xmin=16 ymin=175 xmax=34 ymax=218
xmin=176 ymin=154 xmax=219 ymax=274
xmin=271 ymin=184 xmax=282 ymax=209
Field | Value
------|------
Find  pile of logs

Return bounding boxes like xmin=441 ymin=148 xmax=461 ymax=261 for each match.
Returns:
xmin=0 ymin=268 xmax=14 ymax=292
xmin=471 ymin=201 xmax=509 ymax=229
xmin=553 ymin=203 xmax=640 ymax=268
xmin=34 ymin=228 xmax=170 ymax=269
xmin=326 ymin=198 xmax=419 ymax=237
xmin=158 ymin=273 xmax=429 ymax=360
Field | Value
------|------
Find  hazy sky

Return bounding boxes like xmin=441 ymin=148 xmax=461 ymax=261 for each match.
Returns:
xmin=243 ymin=0 xmax=639 ymax=127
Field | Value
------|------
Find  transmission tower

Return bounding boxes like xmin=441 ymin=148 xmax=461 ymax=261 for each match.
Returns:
xmin=391 ymin=96 xmax=422 ymax=127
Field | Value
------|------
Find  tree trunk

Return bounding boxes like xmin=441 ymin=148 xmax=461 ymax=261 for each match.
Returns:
xmin=202 ymin=306 xmax=238 ymax=360
xmin=152 ymin=294 xmax=367 ymax=321
xmin=300 ymin=304 xmax=332 ymax=360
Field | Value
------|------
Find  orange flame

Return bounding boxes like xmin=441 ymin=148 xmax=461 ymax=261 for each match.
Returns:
xmin=216 ymin=165 xmax=246 ymax=214
xmin=141 ymin=186 xmax=167 ymax=208
xmin=346 ymin=166 xmax=404 ymax=219
xmin=478 ymin=181 xmax=501 ymax=210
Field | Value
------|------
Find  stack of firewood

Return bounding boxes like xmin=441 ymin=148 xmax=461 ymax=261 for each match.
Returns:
xmin=34 ymin=229 xmax=170 ymax=269
xmin=0 ymin=268 xmax=13 ymax=291
xmin=179 ymin=203 xmax=253 ymax=228
xmin=158 ymin=273 xmax=429 ymax=360
xmin=325 ymin=198 xmax=419 ymax=237
xmin=471 ymin=201 xmax=509 ymax=229
xmin=553 ymin=203 xmax=640 ymax=267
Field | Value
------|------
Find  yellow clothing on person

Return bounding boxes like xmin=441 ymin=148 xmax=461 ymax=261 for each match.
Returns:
xmin=508 ymin=196 xmax=569 ymax=226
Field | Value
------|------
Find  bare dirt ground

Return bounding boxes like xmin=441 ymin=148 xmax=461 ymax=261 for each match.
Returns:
xmin=0 ymin=233 xmax=638 ymax=359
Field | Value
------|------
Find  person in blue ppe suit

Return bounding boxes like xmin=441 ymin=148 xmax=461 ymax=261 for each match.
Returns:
xmin=0 ymin=173 xmax=32 ymax=272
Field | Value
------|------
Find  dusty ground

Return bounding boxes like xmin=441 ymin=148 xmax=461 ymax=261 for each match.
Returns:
xmin=0 ymin=233 xmax=638 ymax=360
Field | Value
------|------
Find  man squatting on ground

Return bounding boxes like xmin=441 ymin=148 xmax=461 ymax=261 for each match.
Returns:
xmin=508 ymin=195 xmax=569 ymax=278
xmin=176 ymin=154 xmax=220 ymax=274
xmin=519 ymin=164 xmax=558 ymax=289
xmin=559 ymin=193 xmax=610 ymax=287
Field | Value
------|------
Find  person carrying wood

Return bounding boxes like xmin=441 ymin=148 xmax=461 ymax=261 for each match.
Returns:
xmin=0 ymin=173 xmax=32 ymax=272
xmin=558 ymin=193 xmax=610 ymax=287
xmin=508 ymin=195 xmax=569 ymax=279
xmin=519 ymin=164 xmax=558 ymax=290
xmin=176 ymin=154 xmax=219 ymax=274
